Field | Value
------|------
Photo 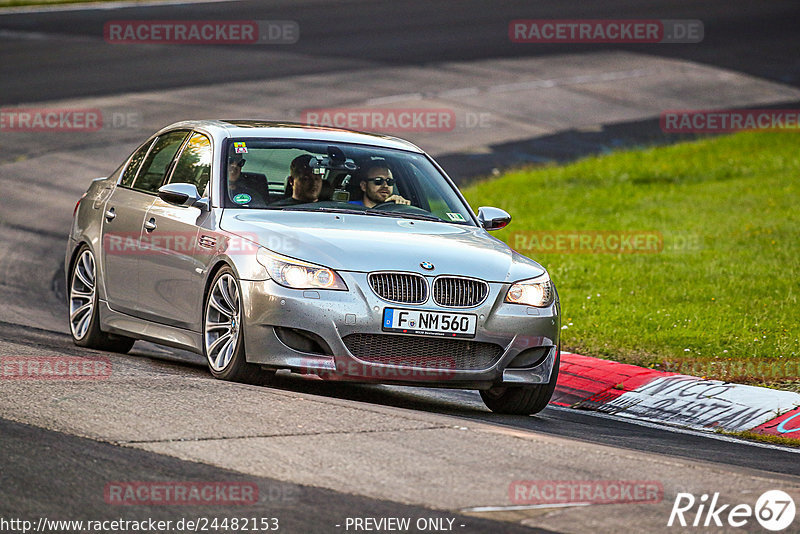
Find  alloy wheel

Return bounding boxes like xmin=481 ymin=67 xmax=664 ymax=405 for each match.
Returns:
xmin=204 ymin=273 xmax=242 ymax=371
xmin=69 ymin=249 xmax=96 ymax=340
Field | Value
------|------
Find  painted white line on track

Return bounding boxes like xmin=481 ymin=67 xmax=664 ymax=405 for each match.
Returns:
xmin=0 ymin=0 xmax=241 ymax=15
xmin=0 ymin=29 xmax=51 ymax=39
xmin=365 ymin=93 xmax=425 ymax=106
xmin=547 ymin=405 xmax=800 ymax=454
xmin=436 ymin=87 xmax=481 ymax=98
xmin=0 ymin=28 xmax=96 ymax=41
xmin=462 ymin=502 xmax=592 ymax=513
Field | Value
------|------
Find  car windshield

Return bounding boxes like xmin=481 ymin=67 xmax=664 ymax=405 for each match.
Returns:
xmin=223 ymin=139 xmax=475 ymax=225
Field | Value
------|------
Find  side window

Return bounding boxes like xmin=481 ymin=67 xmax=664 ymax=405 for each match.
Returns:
xmin=119 ymin=139 xmax=155 ymax=187
xmin=131 ymin=131 xmax=189 ymax=194
xmin=168 ymin=133 xmax=212 ymax=196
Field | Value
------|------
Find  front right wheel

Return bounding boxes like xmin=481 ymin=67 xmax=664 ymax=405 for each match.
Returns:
xmin=203 ymin=267 xmax=271 ymax=385
xmin=480 ymin=347 xmax=560 ymax=415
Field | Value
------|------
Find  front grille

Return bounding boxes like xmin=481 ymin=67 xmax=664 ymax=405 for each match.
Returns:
xmin=342 ymin=333 xmax=503 ymax=371
xmin=368 ymin=272 xmax=428 ymax=304
xmin=432 ymin=276 xmax=489 ymax=307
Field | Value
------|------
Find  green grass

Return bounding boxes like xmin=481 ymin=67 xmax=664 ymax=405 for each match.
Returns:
xmin=461 ymin=132 xmax=800 ymax=388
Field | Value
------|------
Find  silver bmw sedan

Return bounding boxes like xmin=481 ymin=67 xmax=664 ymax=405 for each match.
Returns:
xmin=66 ymin=120 xmax=560 ymax=414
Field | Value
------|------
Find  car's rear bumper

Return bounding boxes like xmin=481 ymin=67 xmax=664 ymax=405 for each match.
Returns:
xmin=239 ymin=273 xmax=560 ymax=388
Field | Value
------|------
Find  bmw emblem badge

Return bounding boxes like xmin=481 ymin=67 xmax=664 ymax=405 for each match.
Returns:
xmin=420 ymin=261 xmax=434 ymax=271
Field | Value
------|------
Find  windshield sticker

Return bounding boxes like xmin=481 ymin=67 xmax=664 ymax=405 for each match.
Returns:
xmin=233 ymin=142 xmax=248 ymax=154
xmin=233 ymin=193 xmax=252 ymax=204
xmin=446 ymin=212 xmax=466 ymax=222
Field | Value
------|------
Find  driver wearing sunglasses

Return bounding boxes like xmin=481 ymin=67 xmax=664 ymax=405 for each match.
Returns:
xmin=351 ymin=163 xmax=410 ymax=208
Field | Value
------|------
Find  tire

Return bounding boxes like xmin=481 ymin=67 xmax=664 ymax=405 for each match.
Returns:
xmin=480 ymin=347 xmax=560 ymax=415
xmin=203 ymin=266 xmax=271 ymax=385
xmin=68 ymin=245 xmax=135 ymax=353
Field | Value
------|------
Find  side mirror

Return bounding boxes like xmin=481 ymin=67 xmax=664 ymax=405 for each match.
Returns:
xmin=158 ymin=183 xmax=209 ymax=210
xmin=477 ymin=206 xmax=511 ymax=231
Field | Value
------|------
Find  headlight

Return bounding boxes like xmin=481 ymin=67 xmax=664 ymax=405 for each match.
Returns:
xmin=256 ymin=249 xmax=347 ymax=290
xmin=505 ymin=273 xmax=554 ymax=307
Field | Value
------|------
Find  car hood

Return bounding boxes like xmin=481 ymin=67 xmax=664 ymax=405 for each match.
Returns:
xmin=220 ymin=209 xmax=546 ymax=282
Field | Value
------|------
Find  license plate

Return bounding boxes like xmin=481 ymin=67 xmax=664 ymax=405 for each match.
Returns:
xmin=382 ymin=308 xmax=477 ymax=338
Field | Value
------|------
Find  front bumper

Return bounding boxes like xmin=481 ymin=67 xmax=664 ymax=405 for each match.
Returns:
xmin=239 ymin=271 xmax=560 ymax=388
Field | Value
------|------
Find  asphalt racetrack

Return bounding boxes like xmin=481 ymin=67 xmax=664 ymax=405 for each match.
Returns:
xmin=1 ymin=2 xmax=799 ymax=533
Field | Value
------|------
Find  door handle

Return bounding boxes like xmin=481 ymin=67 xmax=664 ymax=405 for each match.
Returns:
xmin=144 ymin=218 xmax=157 ymax=232
xmin=104 ymin=208 xmax=116 ymax=221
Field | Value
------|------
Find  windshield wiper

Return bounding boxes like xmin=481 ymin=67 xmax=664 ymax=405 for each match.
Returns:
xmin=380 ymin=212 xmax=442 ymax=222
xmin=330 ymin=209 xmax=442 ymax=222
xmin=287 ymin=207 xmax=368 ymax=215
xmin=279 ymin=206 xmax=444 ymax=222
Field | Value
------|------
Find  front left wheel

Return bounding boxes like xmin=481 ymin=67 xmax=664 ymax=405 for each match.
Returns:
xmin=68 ymin=246 xmax=135 ymax=353
xmin=480 ymin=347 xmax=560 ymax=415
xmin=203 ymin=267 xmax=271 ymax=384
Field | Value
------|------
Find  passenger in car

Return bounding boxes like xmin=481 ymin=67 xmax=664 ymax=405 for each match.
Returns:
xmin=350 ymin=163 xmax=410 ymax=208
xmin=270 ymin=154 xmax=323 ymax=206
xmin=227 ymin=154 xmax=270 ymax=207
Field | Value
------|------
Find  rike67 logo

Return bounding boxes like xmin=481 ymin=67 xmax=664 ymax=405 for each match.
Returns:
xmin=668 ymin=490 xmax=796 ymax=531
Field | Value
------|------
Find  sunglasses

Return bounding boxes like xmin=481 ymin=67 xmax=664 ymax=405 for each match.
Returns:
xmin=228 ymin=157 xmax=246 ymax=167
xmin=367 ymin=177 xmax=395 ymax=186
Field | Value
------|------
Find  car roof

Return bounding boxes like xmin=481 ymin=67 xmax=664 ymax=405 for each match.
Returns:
xmin=155 ymin=120 xmax=425 ymax=153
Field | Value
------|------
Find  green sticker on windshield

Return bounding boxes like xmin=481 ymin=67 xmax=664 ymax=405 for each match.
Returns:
xmin=233 ymin=193 xmax=252 ymax=204
xmin=446 ymin=212 xmax=466 ymax=221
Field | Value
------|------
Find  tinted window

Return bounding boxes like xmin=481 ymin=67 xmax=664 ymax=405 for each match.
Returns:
xmin=132 ymin=131 xmax=189 ymax=194
xmin=168 ymin=133 xmax=212 ymax=196
xmin=119 ymin=139 xmax=155 ymax=187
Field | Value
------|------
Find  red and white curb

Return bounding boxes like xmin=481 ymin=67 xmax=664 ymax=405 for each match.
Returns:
xmin=553 ymin=353 xmax=800 ymax=439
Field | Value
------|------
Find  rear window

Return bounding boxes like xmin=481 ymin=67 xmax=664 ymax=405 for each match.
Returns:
xmin=130 ymin=130 xmax=189 ymax=194
xmin=119 ymin=139 xmax=155 ymax=188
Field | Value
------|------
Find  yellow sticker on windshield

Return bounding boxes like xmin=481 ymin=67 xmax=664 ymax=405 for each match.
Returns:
xmin=233 ymin=142 xmax=248 ymax=154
